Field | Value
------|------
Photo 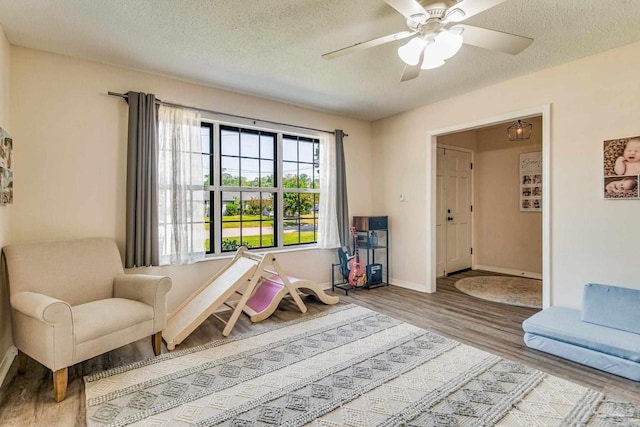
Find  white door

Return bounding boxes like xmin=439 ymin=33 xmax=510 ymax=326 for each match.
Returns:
xmin=437 ymin=147 xmax=472 ymax=275
xmin=435 ymin=147 xmax=446 ymax=277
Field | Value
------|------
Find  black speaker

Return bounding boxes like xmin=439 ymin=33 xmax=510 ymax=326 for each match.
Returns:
xmin=366 ymin=263 xmax=383 ymax=285
xmin=353 ymin=216 xmax=388 ymax=231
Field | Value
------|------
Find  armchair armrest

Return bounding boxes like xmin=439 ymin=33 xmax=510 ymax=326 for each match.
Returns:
xmin=113 ymin=274 xmax=172 ymax=306
xmin=114 ymin=274 xmax=172 ymax=332
xmin=10 ymin=291 xmax=72 ymax=324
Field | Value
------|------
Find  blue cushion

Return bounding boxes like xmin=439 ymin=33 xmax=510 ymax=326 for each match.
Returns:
xmin=582 ymin=283 xmax=640 ymax=334
xmin=524 ymin=333 xmax=640 ymax=381
xmin=522 ymin=307 xmax=640 ymax=363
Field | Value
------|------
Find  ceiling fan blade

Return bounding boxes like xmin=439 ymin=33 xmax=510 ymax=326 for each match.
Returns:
xmin=454 ymin=24 xmax=533 ymax=55
xmin=385 ymin=0 xmax=429 ymax=19
xmin=322 ymin=31 xmax=417 ymax=59
xmin=400 ymin=49 xmax=424 ymax=82
xmin=400 ymin=64 xmax=421 ymax=81
xmin=447 ymin=0 xmax=507 ymax=21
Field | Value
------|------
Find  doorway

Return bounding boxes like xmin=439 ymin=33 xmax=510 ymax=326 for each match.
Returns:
xmin=425 ymin=105 xmax=551 ymax=308
xmin=436 ymin=146 xmax=473 ymax=277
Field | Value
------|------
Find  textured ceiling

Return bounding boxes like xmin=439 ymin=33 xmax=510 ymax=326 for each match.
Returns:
xmin=1 ymin=0 xmax=640 ymax=121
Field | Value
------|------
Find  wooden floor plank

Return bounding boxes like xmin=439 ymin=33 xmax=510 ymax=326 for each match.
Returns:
xmin=0 ymin=270 xmax=638 ymax=425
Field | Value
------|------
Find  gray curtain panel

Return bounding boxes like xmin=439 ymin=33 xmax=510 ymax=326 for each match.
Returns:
xmin=125 ymin=92 xmax=159 ymax=267
xmin=335 ymin=129 xmax=350 ymax=248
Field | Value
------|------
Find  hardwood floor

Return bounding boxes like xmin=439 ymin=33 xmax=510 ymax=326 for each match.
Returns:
xmin=0 ymin=270 xmax=638 ymax=426
xmin=338 ymin=270 xmax=640 ymax=405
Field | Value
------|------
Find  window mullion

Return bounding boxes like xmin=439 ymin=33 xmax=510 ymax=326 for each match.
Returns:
xmin=276 ymin=132 xmax=284 ymax=247
xmin=213 ymin=122 xmax=222 ymax=255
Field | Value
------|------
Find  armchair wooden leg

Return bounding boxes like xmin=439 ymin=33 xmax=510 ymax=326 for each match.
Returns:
xmin=152 ymin=331 xmax=162 ymax=356
xmin=53 ymin=368 xmax=68 ymax=402
xmin=17 ymin=350 xmax=27 ymax=374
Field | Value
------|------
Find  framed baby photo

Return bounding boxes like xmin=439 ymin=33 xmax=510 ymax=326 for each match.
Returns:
xmin=603 ymin=136 xmax=640 ymax=199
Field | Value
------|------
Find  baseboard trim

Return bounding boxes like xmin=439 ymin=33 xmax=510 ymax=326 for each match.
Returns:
xmin=389 ymin=278 xmax=431 ymax=293
xmin=0 ymin=345 xmax=17 ymax=387
xmin=318 ymin=281 xmax=332 ymax=291
xmin=474 ymin=265 xmax=542 ymax=280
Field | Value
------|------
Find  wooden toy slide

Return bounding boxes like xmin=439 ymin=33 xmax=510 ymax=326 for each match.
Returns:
xmin=162 ymin=247 xmax=340 ymax=350
xmin=242 ymin=255 xmax=339 ymax=323
xmin=162 ymin=247 xmax=265 ymax=350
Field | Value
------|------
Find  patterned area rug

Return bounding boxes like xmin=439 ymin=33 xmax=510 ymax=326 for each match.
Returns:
xmin=454 ymin=276 xmax=542 ymax=308
xmin=84 ymin=304 xmax=639 ymax=426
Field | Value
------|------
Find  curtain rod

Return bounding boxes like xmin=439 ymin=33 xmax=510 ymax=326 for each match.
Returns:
xmin=108 ymin=91 xmax=343 ymax=136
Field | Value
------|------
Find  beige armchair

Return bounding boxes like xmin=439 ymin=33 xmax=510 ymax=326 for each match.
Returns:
xmin=3 ymin=238 xmax=172 ymax=402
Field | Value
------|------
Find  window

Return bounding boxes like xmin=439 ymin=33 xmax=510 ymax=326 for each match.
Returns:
xmin=201 ymin=123 xmax=320 ymax=254
xmin=282 ymin=134 xmax=320 ymax=246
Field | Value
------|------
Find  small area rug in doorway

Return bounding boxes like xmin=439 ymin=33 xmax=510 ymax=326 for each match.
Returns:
xmin=454 ymin=276 xmax=542 ymax=309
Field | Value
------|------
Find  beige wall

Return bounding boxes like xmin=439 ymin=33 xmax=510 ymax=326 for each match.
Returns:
xmin=373 ymin=40 xmax=640 ymax=308
xmin=474 ymin=118 xmax=542 ymax=274
xmin=9 ymin=47 xmax=374 ymax=312
xmin=438 ymin=129 xmax=477 ymax=151
xmin=0 ymin=24 xmax=12 ymax=376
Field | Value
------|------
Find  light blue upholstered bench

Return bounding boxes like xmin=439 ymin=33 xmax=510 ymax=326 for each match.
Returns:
xmin=522 ymin=283 xmax=640 ymax=381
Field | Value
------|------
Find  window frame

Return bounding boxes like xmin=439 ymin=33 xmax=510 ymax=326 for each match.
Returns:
xmin=201 ymin=121 xmax=320 ymax=255
xmin=281 ymin=134 xmax=321 ymax=247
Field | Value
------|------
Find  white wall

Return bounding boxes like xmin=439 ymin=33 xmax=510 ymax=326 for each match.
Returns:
xmin=9 ymin=47 xmax=374 ymax=312
xmin=373 ymin=41 xmax=640 ymax=308
xmin=0 ymin=23 xmax=13 ymax=382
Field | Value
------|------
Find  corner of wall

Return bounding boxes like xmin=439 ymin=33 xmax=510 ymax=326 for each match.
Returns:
xmin=0 ymin=22 xmax=14 ymax=386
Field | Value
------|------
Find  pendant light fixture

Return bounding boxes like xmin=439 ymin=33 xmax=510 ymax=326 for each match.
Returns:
xmin=507 ymin=119 xmax=533 ymax=141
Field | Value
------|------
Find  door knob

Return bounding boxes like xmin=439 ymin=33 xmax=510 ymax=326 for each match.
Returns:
xmin=447 ymin=216 xmax=453 ymax=221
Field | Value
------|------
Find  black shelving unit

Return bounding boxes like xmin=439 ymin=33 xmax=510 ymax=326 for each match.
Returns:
xmin=359 ymin=228 xmax=389 ymax=288
xmin=332 ymin=217 xmax=389 ymax=295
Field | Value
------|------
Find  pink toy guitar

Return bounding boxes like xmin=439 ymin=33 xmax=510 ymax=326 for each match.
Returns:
xmin=348 ymin=227 xmax=367 ymax=287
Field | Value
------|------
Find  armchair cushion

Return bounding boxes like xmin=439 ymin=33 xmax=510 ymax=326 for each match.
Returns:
xmin=72 ymin=299 xmax=154 ymax=344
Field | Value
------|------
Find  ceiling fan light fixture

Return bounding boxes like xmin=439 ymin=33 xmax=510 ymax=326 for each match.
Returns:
xmin=420 ymin=45 xmax=445 ymax=70
xmin=398 ymin=37 xmax=427 ymax=66
xmin=432 ymin=29 xmax=463 ymax=60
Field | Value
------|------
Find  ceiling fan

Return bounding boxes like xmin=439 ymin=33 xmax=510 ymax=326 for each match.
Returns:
xmin=322 ymin=0 xmax=533 ymax=82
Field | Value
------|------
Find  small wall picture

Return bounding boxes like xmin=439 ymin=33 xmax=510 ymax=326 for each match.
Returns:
xmin=0 ymin=127 xmax=11 ymax=169
xmin=604 ymin=176 xmax=638 ymax=199
xmin=0 ymin=127 xmax=12 ymax=205
xmin=519 ymin=151 xmax=542 ymax=212
xmin=603 ymin=136 xmax=640 ymax=199
xmin=0 ymin=167 xmax=12 ymax=204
